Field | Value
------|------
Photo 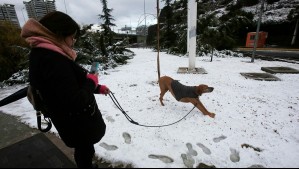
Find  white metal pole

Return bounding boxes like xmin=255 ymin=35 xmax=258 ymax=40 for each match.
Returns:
xmin=188 ymin=0 xmax=197 ymax=70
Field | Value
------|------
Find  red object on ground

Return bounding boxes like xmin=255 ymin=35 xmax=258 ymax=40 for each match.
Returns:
xmin=246 ymin=31 xmax=268 ymax=48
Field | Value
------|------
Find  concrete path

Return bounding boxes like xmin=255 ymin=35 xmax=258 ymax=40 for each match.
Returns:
xmin=0 ymin=111 xmax=111 ymax=168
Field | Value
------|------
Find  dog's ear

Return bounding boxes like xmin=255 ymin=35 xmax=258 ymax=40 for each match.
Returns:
xmin=196 ymin=85 xmax=208 ymax=96
xmin=196 ymin=84 xmax=214 ymax=95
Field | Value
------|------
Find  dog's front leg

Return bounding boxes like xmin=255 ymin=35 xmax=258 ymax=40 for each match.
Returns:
xmin=192 ymin=99 xmax=215 ymax=118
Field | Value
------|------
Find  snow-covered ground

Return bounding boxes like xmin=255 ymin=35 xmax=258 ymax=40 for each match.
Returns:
xmin=242 ymin=0 xmax=299 ymax=23
xmin=1 ymin=48 xmax=299 ymax=168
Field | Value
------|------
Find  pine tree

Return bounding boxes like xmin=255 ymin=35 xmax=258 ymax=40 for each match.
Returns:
xmin=167 ymin=0 xmax=188 ymax=54
xmin=160 ymin=0 xmax=176 ymax=50
xmin=99 ymin=0 xmax=116 ymax=47
xmin=197 ymin=13 xmax=221 ymax=61
xmin=74 ymin=24 xmax=99 ymax=64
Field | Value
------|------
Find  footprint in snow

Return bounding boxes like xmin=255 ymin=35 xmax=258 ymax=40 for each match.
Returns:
xmin=106 ymin=116 xmax=115 ymax=123
xmin=213 ymin=135 xmax=227 ymax=143
xmin=248 ymin=164 xmax=265 ymax=168
xmin=186 ymin=143 xmax=198 ymax=156
xmin=181 ymin=153 xmax=195 ymax=168
xmin=230 ymin=148 xmax=240 ymax=163
xmin=99 ymin=142 xmax=118 ymax=151
xmin=196 ymin=143 xmax=211 ymax=155
xmin=148 ymin=154 xmax=174 ymax=163
xmin=122 ymin=132 xmax=131 ymax=144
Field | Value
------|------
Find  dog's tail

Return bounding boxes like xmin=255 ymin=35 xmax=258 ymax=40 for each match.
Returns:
xmin=156 ymin=0 xmax=161 ymax=82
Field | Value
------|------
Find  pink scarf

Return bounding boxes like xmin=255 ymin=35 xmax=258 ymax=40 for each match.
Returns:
xmin=21 ymin=18 xmax=77 ymax=61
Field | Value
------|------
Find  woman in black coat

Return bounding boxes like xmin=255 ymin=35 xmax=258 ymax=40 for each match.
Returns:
xmin=21 ymin=11 xmax=109 ymax=168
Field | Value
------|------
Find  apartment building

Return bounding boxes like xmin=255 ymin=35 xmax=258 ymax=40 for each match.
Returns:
xmin=0 ymin=4 xmax=20 ymax=28
xmin=23 ymin=0 xmax=56 ymax=21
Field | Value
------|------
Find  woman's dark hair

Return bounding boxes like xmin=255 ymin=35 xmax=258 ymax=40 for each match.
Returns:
xmin=39 ymin=11 xmax=80 ymax=38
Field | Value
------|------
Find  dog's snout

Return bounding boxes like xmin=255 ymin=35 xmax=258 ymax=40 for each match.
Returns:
xmin=209 ymin=87 xmax=214 ymax=92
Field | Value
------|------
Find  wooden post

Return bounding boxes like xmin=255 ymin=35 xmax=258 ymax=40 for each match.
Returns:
xmin=157 ymin=0 xmax=161 ymax=81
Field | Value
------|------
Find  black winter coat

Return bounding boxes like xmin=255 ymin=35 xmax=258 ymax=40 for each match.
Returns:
xmin=29 ymin=48 xmax=106 ymax=148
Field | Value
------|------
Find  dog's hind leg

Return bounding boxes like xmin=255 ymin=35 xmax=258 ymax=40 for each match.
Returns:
xmin=159 ymin=83 xmax=168 ymax=106
xmin=159 ymin=89 xmax=168 ymax=106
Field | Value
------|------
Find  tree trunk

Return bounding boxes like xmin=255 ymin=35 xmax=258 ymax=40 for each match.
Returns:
xmin=100 ymin=34 xmax=108 ymax=57
xmin=211 ymin=48 xmax=213 ymax=62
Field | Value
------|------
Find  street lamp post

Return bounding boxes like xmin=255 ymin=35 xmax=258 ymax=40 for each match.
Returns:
xmin=21 ymin=7 xmax=26 ymax=23
xmin=136 ymin=13 xmax=157 ymax=34
xmin=64 ymin=0 xmax=68 ymax=14
xmin=251 ymin=0 xmax=265 ymax=63
xmin=144 ymin=0 xmax=147 ymax=46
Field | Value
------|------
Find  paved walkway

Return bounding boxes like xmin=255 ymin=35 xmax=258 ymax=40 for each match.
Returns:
xmin=237 ymin=47 xmax=299 ymax=51
xmin=0 ymin=111 xmax=111 ymax=168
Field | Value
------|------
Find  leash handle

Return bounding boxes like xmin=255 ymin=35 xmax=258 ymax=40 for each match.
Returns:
xmin=36 ymin=111 xmax=52 ymax=132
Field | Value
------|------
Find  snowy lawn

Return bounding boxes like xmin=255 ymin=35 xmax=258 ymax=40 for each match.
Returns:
xmin=1 ymin=48 xmax=299 ymax=168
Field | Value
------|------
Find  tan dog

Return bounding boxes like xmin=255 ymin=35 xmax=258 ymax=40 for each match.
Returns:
xmin=158 ymin=76 xmax=215 ymax=118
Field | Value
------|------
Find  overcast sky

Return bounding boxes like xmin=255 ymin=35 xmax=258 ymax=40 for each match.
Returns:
xmin=1 ymin=0 xmax=163 ymax=32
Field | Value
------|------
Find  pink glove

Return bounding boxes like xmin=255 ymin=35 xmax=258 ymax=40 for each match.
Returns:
xmin=87 ymin=74 xmax=98 ymax=86
xmin=99 ymin=85 xmax=110 ymax=95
